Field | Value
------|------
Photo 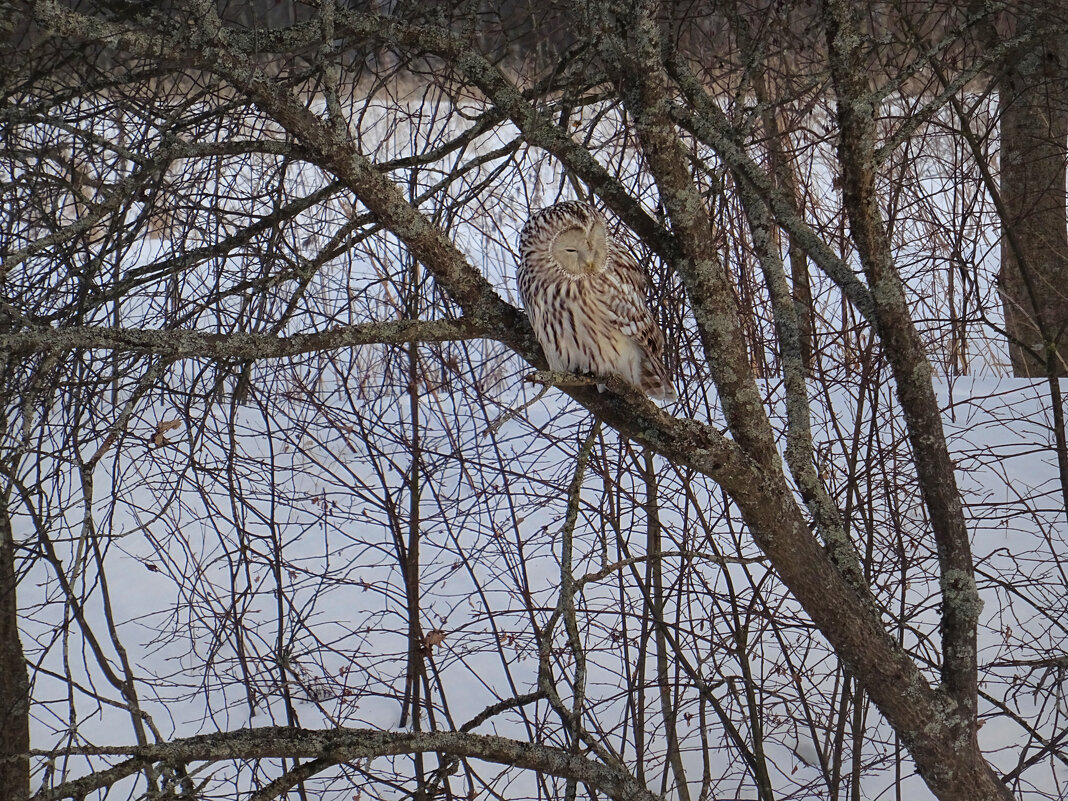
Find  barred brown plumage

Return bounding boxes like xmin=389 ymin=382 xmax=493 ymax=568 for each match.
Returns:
xmin=517 ymin=201 xmax=676 ymax=400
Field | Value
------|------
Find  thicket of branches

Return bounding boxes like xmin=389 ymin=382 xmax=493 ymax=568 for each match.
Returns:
xmin=2 ymin=2 xmax=1068 ymax=801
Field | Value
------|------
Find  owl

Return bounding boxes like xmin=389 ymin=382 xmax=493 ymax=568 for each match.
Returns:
xmin=517 ymin=201 xmax=676 ymax=400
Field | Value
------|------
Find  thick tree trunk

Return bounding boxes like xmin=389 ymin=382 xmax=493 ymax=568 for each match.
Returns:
xmin=999 ymin=35 xmax=1068 ymax=376
xmin=0 ymin=499 xmax=30 ymax=800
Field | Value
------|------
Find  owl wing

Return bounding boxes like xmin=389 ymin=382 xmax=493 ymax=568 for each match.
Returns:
xmin=600 ymin=242 xmax=675 ymax=399
xmin=603 ymin=243 xmax=666 ymax=356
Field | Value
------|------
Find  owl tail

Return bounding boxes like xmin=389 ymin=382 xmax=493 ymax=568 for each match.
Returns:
xmin=641 ymin=356 xmax=677 ymax=401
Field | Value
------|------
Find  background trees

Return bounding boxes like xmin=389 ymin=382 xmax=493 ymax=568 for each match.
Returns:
xmin=2 ymin=1 xmax=1068 ymax=800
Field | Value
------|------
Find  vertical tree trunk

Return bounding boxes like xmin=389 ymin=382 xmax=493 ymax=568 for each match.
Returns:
xmin=999 ymin=34 xmax=1068 ymax=376
xmin=0 ymin=499 xmax=30 ymax=800
xmin=754 ymin=72 xmax=815 ymax=374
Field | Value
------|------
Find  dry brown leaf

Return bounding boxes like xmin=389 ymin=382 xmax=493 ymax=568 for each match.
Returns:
xmin=423 ymin=629 xmax=447 ymax=652
xmin=152 ymin=418 xmax=183 ymax=447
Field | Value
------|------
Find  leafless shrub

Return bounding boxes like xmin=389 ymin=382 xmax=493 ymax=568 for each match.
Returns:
xmin=2 ymin=3 xmax=1067 ymax=801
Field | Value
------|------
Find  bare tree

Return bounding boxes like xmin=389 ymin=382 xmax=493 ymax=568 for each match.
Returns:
xmin=3 ymin=2 xmax=1068 ymax=801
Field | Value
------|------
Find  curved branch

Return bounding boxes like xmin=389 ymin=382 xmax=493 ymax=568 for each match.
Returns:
xmin=31 ymin=726 xmax=663 ymax=801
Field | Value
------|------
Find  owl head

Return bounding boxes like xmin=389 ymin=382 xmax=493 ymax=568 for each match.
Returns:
xmin=524 ymin=201 xmax=609 ymax=276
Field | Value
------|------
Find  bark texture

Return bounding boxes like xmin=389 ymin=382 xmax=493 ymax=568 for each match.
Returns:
xmin=999 ymin=32 xmax=1068 ymax=376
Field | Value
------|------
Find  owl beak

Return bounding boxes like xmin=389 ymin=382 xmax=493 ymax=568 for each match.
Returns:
xmin=583 ymin=259 xmax=597 ymax=274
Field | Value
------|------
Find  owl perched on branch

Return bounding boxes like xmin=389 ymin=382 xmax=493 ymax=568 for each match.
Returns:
xmin=517 ymin=201 xmax=676 ymax=400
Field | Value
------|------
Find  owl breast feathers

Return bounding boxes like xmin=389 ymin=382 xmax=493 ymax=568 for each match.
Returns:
xmin=517 ymin=201 xmax=676 ymax=400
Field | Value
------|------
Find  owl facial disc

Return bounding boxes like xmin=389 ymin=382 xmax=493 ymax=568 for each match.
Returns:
xmin=551 ymin=222 xmax=607 ymax=275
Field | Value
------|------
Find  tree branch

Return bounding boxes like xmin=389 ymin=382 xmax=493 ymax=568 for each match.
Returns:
xmin=30 ymin=727 xmax=663 ymax=801
xmin=0 ymin=319 xmax=485 ymax=359
xmin=821 ymin=2 xmax=999 ymax=798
